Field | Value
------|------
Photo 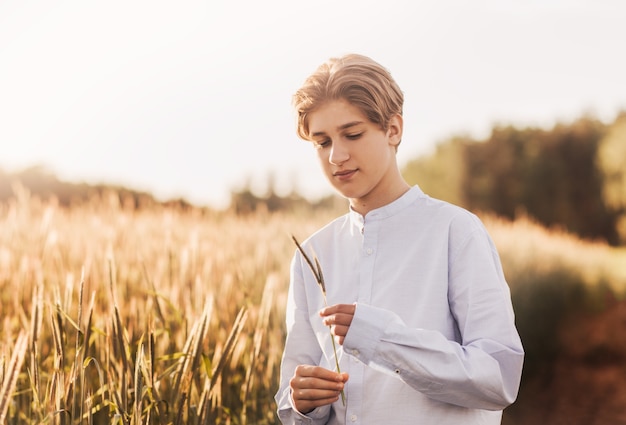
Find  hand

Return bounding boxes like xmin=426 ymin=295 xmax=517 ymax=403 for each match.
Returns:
xmin=319 ymin=303 xmax=356 ymax=345
xmin=290 ymin=365 xmax=349 ymax=414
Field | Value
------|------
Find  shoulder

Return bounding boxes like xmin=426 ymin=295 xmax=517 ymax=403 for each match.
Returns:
xmin=411 ymin=193 xmax=485 ymax=232
xmin=403 ymin=194 xmax=496 ymax=258
xmin=420 ymin=197 xmax=500 ymax=262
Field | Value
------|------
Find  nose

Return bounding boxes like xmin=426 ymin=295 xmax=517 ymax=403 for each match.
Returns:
xmin=329 ymin=141 xmax=349 ymax=165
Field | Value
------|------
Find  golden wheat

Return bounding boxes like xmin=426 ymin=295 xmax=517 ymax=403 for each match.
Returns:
xmin=0 ymin=190 xmax=336 ymax=424
xmin=1 ymin=191 xmax=625 ymax=424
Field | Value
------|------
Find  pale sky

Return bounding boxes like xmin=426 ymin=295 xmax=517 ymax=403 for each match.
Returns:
xmin=1 ymin=1 xmax=625 ymax=209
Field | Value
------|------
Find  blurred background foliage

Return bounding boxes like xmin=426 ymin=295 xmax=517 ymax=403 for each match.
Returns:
xmin=403 ymin=111 xmax=626 ymax=246
xmin=2 ymin=110 xmax=625 ymax=246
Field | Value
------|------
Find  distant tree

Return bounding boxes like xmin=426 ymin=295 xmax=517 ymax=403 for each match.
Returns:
xmin=597 ymin=112 xmax=626 ymax=243
xmin=529 ymin=118 xmax=613 ymax=242
xmin=402 ymin=137 xmax=466 ymax=207
xmin=403 ymin=114 xmax=624 ymax=244
xmin=0 ymin=165 xmax=179 ymax=210
xmin=463 ymin=117 xmax=620 ymax=244
xmin=463 ymin=126 xmax=529 ymax=218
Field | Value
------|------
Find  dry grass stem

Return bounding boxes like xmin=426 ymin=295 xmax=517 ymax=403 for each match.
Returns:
xmin=291 ymin=235 xmax=346 ymax=406
xmin=0 ymin=331 xmax=28 ymax=423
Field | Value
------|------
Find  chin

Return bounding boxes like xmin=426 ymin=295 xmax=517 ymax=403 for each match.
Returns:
xmin=326 ymin=177 xmax=368 ymax=200
xmin=332 ymin=187 xmax=364 ymax=201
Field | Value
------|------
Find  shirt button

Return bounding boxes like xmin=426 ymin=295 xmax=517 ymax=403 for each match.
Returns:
xmin=366 ymin=248 xmax=373 ymax=255
xmin=350 ymin=414 xmax=357 ymax=422
xmin=351 ymin=349 xmax=360 ymax=356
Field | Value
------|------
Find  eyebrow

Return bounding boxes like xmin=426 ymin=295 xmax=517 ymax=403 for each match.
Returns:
xmin=310 ymin=121 xmax=364 ymax=138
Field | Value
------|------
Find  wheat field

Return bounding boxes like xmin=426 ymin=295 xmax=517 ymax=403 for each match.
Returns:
xmin=1 ymin=188 xmax=625 ymax=424
xmin=0 ymin=188 xmax=337 ymax=424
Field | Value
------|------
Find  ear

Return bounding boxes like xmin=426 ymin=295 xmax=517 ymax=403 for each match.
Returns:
xmin=387 ymin=114 xmax=403 ymax=148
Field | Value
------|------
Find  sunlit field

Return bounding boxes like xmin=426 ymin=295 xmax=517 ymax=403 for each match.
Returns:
xmin=2 ymin=189 xmax=626 ymax=424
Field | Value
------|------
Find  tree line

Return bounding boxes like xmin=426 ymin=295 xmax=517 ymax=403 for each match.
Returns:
xmin=2 ymin=110 xmax=625 ymax=245
xmin=403 ymin=111 xmax=626 ymax=245
xmin=0 ymin=165 xmax=194 ymax=210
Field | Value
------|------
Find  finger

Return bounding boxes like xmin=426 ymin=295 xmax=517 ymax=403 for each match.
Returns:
xmin=292 ymin=391 xmax=341 ymax=414
xmin=329 ymin=323 xmax=350 ymax=337
xmin=292 ymin=386 xmax=344 ymax=401
xmin=290 ymin=370 xmax=350 ymax=392
xmin=290 ymin=367 xmax=345 ymax=400
xmin=294 ymin=365 xmax=344 ymax=382
xmin=290 ymin=368 xmax=346 ymax=413
xmin=291 ymin=374 xmax=345 ymax=392
xmin=291 ymin=374 xmax=350 ymax=413
xmin=320 ymin=303 xmax=356 ymax=317
xmin=322 ymin=313 xmax=353 ymax=327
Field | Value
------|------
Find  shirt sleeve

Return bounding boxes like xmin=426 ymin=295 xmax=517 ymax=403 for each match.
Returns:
xmin=342 ymin=218 xmax=524 ymax=411
xmin=275 ymin=253 xmax=332 ymax=425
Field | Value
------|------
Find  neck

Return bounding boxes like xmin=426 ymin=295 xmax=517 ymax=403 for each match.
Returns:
xmin=350 ymin=180 xmax=411 ymax=216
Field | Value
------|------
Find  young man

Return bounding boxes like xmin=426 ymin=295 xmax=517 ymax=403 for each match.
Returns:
xmin=275 ymin=53 xmax=524 ymax=424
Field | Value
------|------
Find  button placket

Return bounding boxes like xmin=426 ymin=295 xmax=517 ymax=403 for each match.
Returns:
xmin=359 ymin=216 xmax=378 ymax=305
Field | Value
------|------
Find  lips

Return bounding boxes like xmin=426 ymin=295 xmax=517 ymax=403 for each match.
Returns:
xmin=333 ymin=169 xmax=357 ymax=181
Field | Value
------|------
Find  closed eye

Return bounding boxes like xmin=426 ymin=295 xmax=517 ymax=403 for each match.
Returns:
xmin=314 ymin=138 xmax=331 ymax=149
xmin=346 ymin=132 xmax=363 ymax=140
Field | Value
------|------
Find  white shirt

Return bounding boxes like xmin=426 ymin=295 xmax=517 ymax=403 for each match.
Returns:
xmin=275 ymin=186 xmax=524 ymax=425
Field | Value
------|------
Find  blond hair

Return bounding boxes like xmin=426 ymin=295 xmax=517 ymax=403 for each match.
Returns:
xmin=293 ymin=54 xmax=404 ymax=141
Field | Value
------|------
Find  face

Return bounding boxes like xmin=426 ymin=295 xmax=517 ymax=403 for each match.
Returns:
xmin=306 ymin=99 xmax=405 ymax=215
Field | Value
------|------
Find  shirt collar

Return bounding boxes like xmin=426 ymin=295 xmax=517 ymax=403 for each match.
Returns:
xmin=349 ymin=185 xmax=424 ymax=233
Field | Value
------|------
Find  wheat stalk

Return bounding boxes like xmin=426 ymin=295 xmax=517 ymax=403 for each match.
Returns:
xmin=0 ymin=331 xmax=29 ymax=423
xmin=242 ymin=274 xmax=276 ymax=423
xmin=291 ymin=235 xmax=346 ymax=406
